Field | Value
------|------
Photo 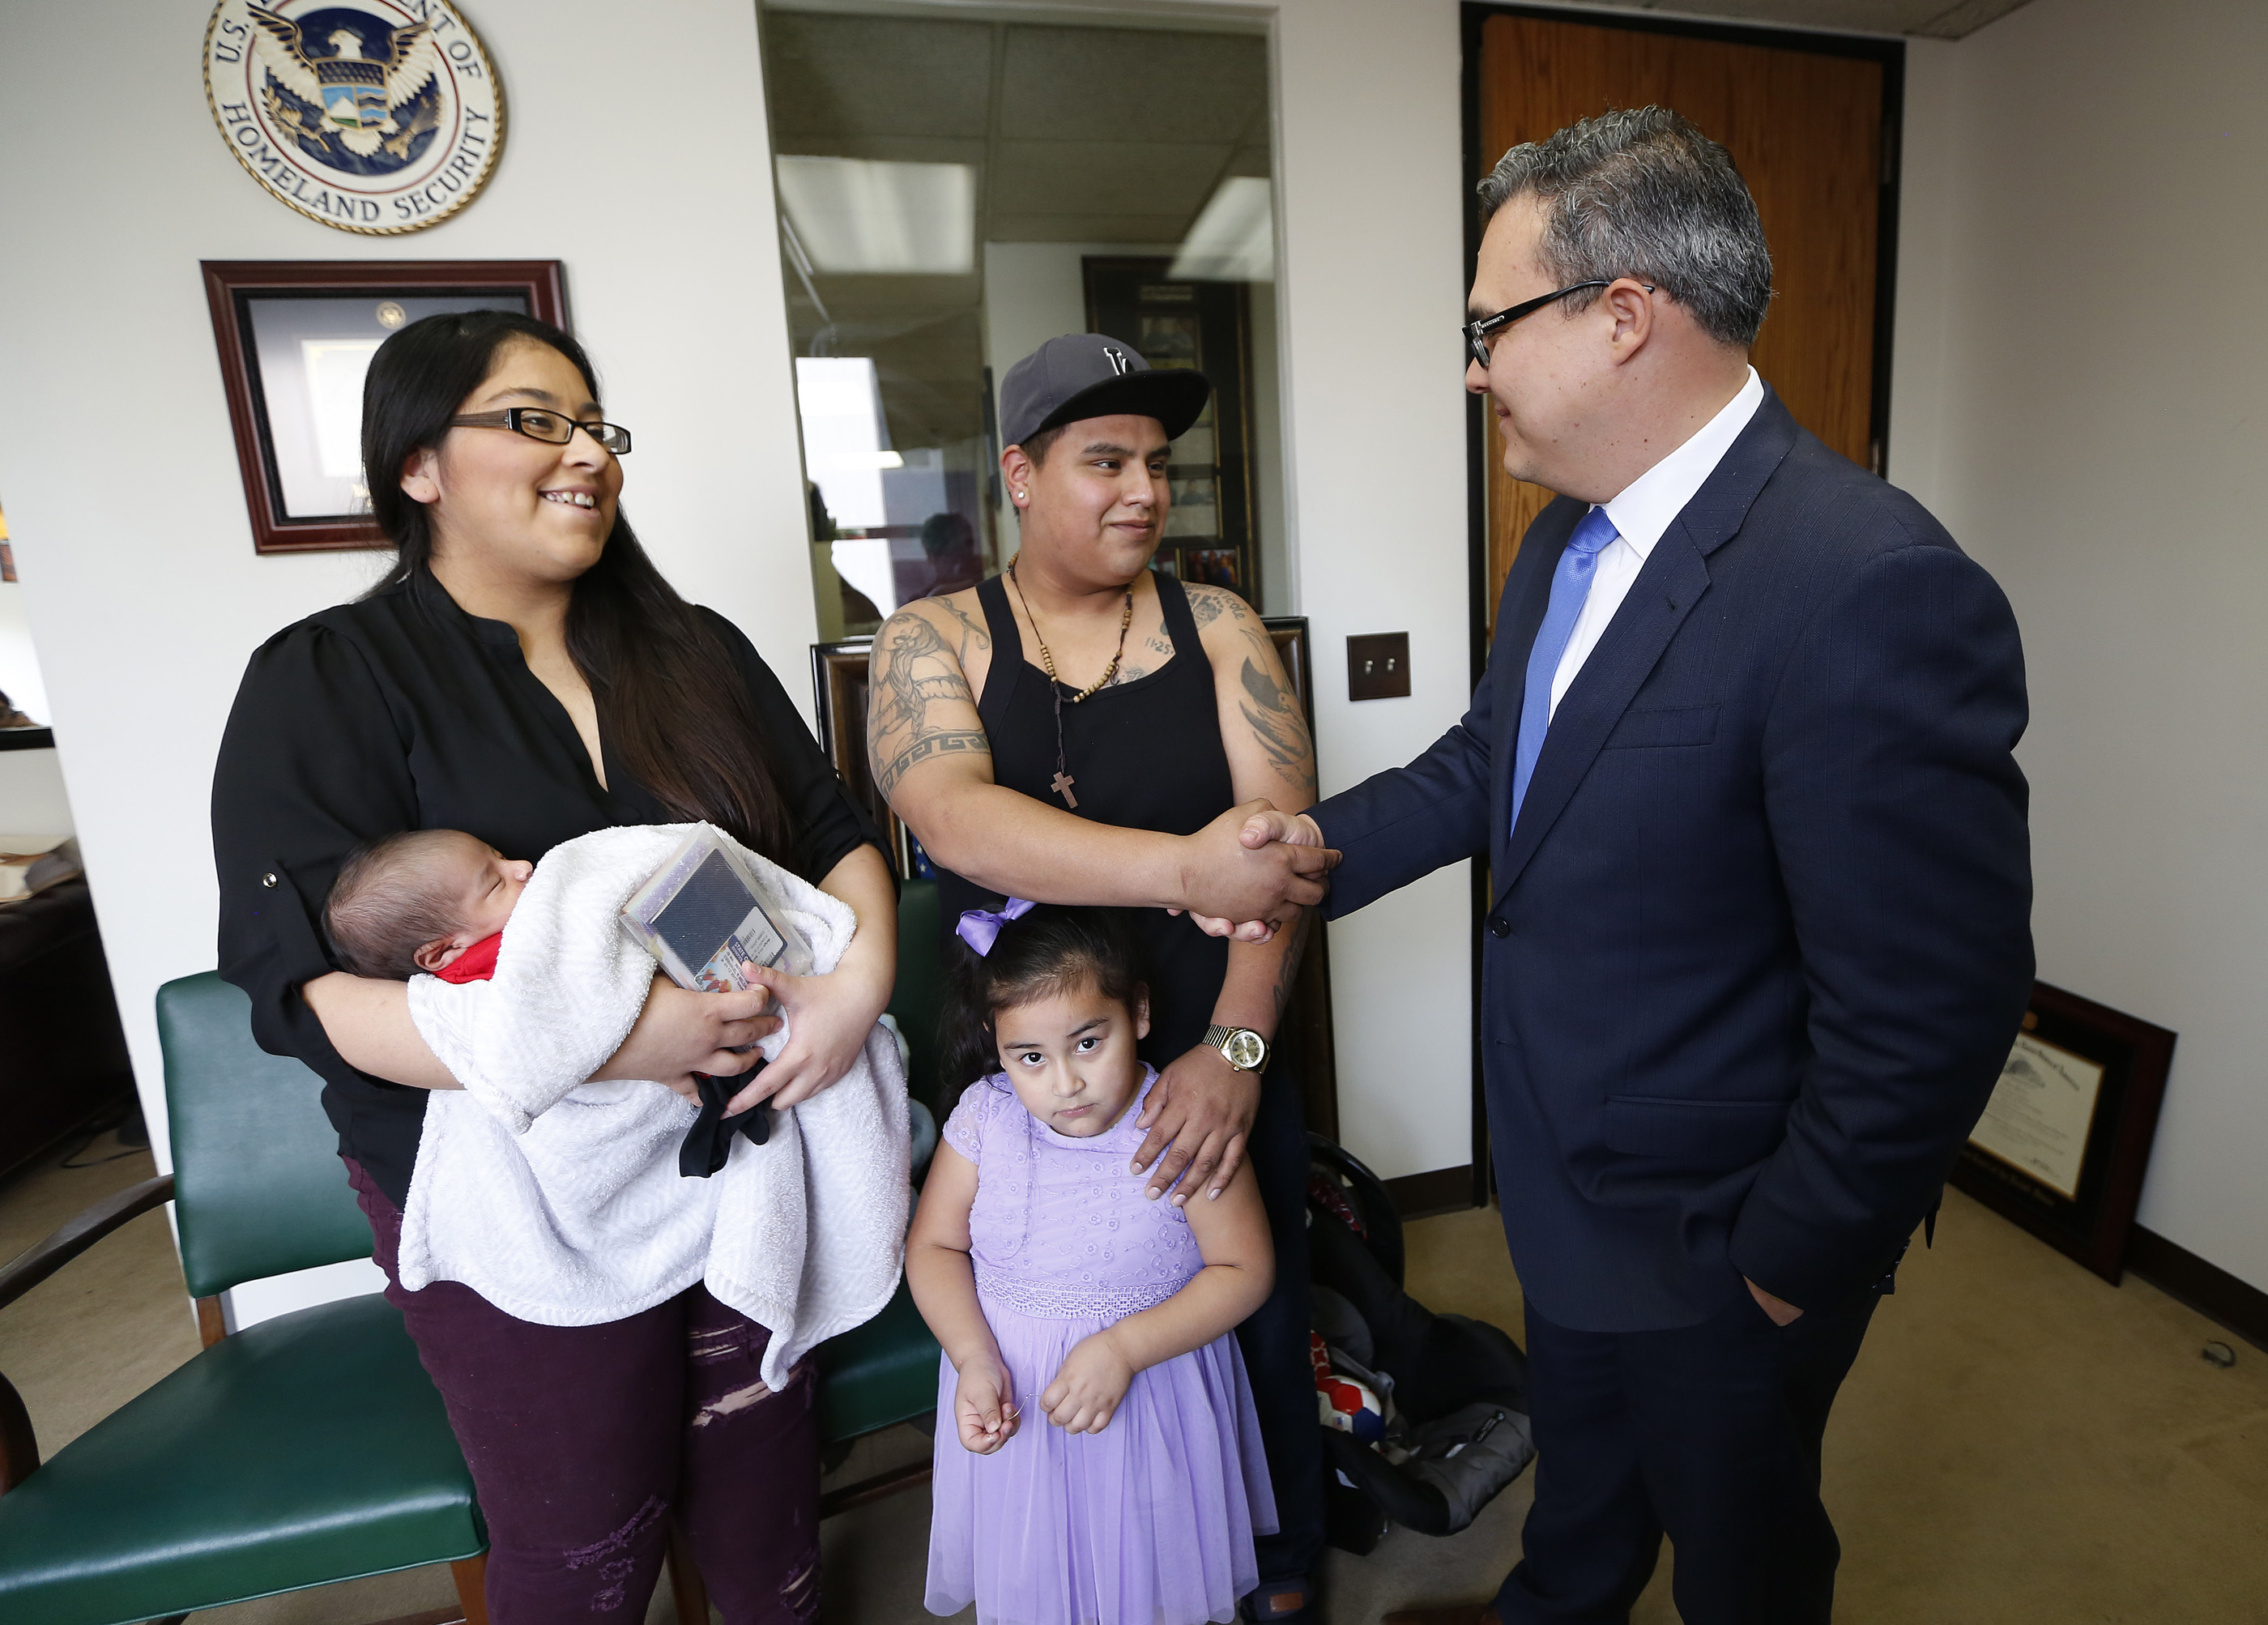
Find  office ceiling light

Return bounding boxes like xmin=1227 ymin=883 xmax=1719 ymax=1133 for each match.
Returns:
xmin=776 ymin=156 xmax=976 ymax=275
xmin=1170 ymin=176 xmax=1274 ymax=282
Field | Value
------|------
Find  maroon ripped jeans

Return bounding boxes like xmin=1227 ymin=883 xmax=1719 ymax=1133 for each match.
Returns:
xmin=345 ymin=1159 xmax=820 ymax=1624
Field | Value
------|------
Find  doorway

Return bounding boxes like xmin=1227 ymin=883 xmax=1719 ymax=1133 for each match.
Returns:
xmin=1463 ymin=4 xmax=1904 ymax=639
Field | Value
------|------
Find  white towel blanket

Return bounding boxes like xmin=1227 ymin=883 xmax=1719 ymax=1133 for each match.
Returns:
xmin=396 ymin=823 xmax=909 ymax=1389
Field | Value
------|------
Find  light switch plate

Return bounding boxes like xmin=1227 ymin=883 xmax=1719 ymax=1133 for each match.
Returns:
xmin=1347 ymin=632 xmax=1410 ymax=701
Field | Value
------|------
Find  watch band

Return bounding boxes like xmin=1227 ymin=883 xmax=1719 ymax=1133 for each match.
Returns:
xmin=1204 ymin=1023 xmax=1270 ymax=1073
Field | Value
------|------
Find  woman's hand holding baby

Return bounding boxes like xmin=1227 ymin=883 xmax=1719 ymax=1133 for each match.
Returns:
xmin=953 ymin=1355 xmax=1021 ymax=1454
xmin=1041 ymin=1332 xmax=1136 ymax=1435
xmin=597 ymin=975 xmax=781 ymax=1097
xmin=720 ymin=843 xmax=899 ymax=1117
xmin=728 ymin=956 xmax=893 ymax=1114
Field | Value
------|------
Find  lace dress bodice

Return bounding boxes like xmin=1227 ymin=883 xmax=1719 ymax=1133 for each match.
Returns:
xmin=942 ymin=1068 xmax=1203 ymax=1322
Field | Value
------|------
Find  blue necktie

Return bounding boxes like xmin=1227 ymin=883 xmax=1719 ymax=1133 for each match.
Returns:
xmin=1510 ymin=505 xmax=1619 ymax=830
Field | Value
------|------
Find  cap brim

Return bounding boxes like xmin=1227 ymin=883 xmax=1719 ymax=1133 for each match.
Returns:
xmin=1025 ymin=368 xmax=1213 ymax=446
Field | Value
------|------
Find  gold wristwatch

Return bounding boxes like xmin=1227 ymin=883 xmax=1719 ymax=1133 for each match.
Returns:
xmin=1204 ymin=1024 xmax=1270 ymax=1073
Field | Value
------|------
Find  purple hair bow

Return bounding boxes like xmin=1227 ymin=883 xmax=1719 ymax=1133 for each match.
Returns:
xmin=957 ymin=897 xmax=1035 ymax=956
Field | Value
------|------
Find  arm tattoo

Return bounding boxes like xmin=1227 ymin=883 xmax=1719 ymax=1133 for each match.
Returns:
xmin=869 ymin=610 xmax=992 ymax=800
xmin=936 ymin=596 xmax=991 ymax=662
xmin=1187 ymin=586 xmax=1230 ymax=627
xmin=1238 ymin=656 xmax=1315 ymax=782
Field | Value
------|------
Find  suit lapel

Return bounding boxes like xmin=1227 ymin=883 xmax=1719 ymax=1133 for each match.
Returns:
xmin=1488 ymin=389 xmax=1802 ymax=910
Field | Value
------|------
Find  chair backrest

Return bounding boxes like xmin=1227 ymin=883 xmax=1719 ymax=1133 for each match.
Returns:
xmin=887 ymin=879 xmax=944 ymax=1115
xmin=157 ymin=972 xmax=373 ymax=1299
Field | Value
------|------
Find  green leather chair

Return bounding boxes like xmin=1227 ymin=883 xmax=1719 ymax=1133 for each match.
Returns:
xmin=0 ymin=971 xmax=489 ymax=1625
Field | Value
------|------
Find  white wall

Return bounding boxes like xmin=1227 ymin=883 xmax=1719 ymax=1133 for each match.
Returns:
xmin=0 ymin=1 xmax=815 ymax=1316
xmin=1892 ymin=0 xmax=2268 ymax=1291
xmin=0 ymin=749 xmax=74 ymax=839
xmin=1260 ymin=0 xmax=1473 ymax=1180
xmin=0 ymin=582 xmax=51 ymax=727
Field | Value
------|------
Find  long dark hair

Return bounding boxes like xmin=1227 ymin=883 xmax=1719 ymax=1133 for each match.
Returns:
xmin=940 ymin=906 xmax=1149 ymax=1095
xmin=362 ymin=310 xmax=790 ymax=859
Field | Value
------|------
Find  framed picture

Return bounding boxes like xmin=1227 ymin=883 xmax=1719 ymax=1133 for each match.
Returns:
xmin=201 ymin=260 xmax=568 ymax=554
xmin=1950 ymin=981 xmax=2176 ymax=1284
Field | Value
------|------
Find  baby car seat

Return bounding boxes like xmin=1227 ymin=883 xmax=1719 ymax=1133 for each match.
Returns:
xmin=1307 ymin=1135 xmax=1537 ymax=1551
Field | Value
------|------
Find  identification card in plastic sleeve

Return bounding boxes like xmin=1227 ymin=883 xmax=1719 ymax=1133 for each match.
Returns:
xmin=619 ymin=827 xmax=813 ymax=992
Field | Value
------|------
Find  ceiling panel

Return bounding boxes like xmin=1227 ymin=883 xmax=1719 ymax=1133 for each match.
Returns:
xmin=998 ymin=26 xmax=1267 ymax=144
xmin=763 ymin=11 xmax=994 ymax=139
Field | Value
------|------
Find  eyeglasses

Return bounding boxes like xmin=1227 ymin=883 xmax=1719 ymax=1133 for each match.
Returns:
xmin=1463 ymin=280 xmax=1652 ymax=369
xmin=448 ymin=407 xmax=633 ymax=455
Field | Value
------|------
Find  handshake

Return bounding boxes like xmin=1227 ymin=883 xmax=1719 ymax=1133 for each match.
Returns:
xmin=1174 ymin=802 xmax=1336 ymax=942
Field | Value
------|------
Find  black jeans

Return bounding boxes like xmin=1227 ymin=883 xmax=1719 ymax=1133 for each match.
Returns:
xmin=1237 ymin=1068 xmax=1326 ymax=1589
xmin=347 ymin=1159 xmax=820 ymax=1625
xmin=1495 ymin=1282 xmax=1881 ymax=1625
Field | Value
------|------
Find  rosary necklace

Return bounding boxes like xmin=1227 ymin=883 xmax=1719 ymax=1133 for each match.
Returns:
xmin=1007 ymin=553 xmax=1133 ymax=811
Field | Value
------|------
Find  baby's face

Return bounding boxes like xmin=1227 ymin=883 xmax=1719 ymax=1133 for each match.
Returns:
xmin=412 ymin=837 xmax=535 ymax=974
xmin=992 ymin=976 xmax=1150 ymax=1138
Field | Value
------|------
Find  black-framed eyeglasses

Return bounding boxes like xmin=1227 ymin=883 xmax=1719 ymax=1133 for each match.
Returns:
xmin=449 ymin=407 xmax=633 ymax=455
xmin=1464 ymin=280 xmax=1652 ymax=369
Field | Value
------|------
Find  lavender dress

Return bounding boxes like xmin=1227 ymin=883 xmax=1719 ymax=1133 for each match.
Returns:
xmin=926 ymin=1068 xmax=1277 ymax=1625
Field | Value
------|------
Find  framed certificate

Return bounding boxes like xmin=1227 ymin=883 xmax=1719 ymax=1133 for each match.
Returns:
xmin=201 ymin=260 xmax=568 ymax=554
xmin=1950 ymin=981 xmax=2176 ymax=1283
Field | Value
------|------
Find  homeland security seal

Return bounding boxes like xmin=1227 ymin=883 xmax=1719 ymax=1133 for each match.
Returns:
xmin=205 ymin=1 xmax=505 ymax=234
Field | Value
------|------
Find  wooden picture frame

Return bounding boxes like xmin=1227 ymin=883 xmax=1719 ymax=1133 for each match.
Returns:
xmin=201 ymin=260 xmax=569 ymax=554
xmin=1949 ymin=981 xmax=2176 ymax=1284
xmin=810 ymin=611 xmax=1338 ymax=1138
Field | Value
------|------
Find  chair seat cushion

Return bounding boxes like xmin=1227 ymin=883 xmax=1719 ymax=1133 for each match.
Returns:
xmin=816 ymin=1280 xmax=940 ymax=1442
xmin=0 ymin=1294 xmax=481 ymax=1625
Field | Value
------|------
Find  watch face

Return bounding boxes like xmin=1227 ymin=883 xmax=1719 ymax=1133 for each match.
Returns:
xmin=1225 ymin=1029 xmax=1267 ymax=1070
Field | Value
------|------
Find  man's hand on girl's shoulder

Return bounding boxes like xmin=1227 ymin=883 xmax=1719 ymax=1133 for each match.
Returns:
xmin=1132 ymin=1047 xmax=1260 ymax=1204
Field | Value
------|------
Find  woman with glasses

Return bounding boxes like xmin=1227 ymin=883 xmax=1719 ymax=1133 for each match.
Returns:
xmin=211 ymin=310 xmax=897 ymax=1623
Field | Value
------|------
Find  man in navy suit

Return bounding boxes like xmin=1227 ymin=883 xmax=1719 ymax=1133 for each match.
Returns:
xmin=1238 ymin=109 xmax=2031 ymax=1622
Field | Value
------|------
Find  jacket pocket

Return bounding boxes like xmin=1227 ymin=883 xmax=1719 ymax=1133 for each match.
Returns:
xmin=1602 ymin=1094 xmax=1788 ymax=1164
xmin=1601 ymin=705 xmax=1718 ymax=749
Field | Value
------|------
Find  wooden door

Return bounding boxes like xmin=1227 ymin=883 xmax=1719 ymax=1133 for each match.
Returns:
xmin=1476 ymin=12 xmax=1891 ymax=626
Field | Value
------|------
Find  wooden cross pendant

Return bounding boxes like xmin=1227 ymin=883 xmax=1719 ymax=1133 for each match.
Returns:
xmin=1051 ymin=771 xmax=1079 ymax=809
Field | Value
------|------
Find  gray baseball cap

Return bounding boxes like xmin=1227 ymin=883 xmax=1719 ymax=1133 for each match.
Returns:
xmin=998 ymin=332 xmax=1213 ymax=450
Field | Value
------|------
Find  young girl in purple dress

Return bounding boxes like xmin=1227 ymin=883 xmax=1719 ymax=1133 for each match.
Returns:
xmin=908 ymin=903 xmax=1277 ymax=1625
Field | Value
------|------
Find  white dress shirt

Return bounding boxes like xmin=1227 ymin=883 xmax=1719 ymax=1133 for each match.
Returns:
xmin=1545 ymin=367 xmax=1765 ymax=719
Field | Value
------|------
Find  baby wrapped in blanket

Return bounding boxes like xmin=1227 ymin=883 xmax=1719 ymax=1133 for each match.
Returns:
xmin=323 ymin=822 xmax=910 ymax=1388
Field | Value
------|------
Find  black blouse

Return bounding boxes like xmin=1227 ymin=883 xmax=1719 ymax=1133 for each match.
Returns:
xmin=212 ymin=568 xmax=880 ymax=1209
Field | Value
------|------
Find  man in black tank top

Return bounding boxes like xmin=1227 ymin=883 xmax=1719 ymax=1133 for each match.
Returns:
xmin=870 ymin=335 xmax=1332 ymax=1620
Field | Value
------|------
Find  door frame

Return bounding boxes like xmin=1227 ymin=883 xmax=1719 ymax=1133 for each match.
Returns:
xmin=1457 ymin=2 xmax=1907 ymax=1206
